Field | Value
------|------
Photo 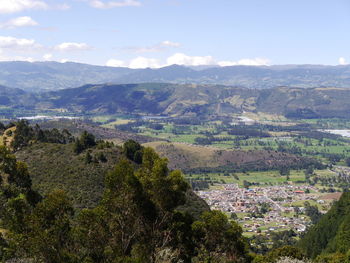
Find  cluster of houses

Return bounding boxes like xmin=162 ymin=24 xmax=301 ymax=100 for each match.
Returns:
xmin=197 ymin=184 xmax=322 ymax=234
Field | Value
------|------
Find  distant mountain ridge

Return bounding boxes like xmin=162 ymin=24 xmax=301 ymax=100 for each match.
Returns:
xmin=1 ymin=61 xmax=350 ymax=91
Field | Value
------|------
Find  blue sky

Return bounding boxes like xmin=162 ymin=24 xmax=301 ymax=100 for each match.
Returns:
xmin=0 ymin=0 xmax=349 ymax=68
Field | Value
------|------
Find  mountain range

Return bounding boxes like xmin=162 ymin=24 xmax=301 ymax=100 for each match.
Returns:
xmin=1 ymin=61 xmax=350 ymax=91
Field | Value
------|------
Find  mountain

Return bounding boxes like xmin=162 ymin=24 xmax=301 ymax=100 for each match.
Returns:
xmin=1 ymin=61 xmax=350 ymax=91
xmin=32 ymin=83 xmax=350 ymax=118
xmin=0 ymin=61 xmax=135 ymax=92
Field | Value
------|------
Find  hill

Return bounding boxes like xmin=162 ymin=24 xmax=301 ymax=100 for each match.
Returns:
xmin=0 ymin=138 xmax=248 ymax=263
xmin=15 ymin=141 xmax=209 ymax=215
xmin=15 ymin=142 xmax=123 ymax=208
xmin=34 ymin=83 xmax=350 ymax=118
xmin=0 ymin=85 xmax=36 ymax=109
xmin=1 ymin=61 xmax=350 ymax=91
xmin=143 ymin=141 xmax=321 ymax=172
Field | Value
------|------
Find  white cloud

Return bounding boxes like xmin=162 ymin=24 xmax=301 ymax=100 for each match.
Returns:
xmin=217 ymin=57 xmax=270 ymax=67
xmin=161 ymin=40 xmax=180 ymax=48
xmin=339 ymin=57 xmax=347 ymax=65
xmin=106 ymin=59 xmax=126 ymax=67
xmin=55 ymin=42 xmax=91 ymax=52
xmin=129 ymin=56 xmax=161 ymax=68
xmin=43 ymin=53 xmax=52 ymax=61
xmin=0 ymin=36 xmax=40 ymax=50
xmin=0 ymin=0 xmax=48 ymax=14
xmin=89 ymin=0 xmax=141 ymax=9
xmin=167 ymin=53 xmax=216 ymax=66
xmin=106 ymin=54 xmax=271 ymax=69
xmin=126 ymin=40 xmax=180 ymax=53
xmin=0 ymin=16 xmax=38 ymax=29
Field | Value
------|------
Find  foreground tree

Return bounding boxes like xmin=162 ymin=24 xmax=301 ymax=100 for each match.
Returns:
xmin=192 ymin=210 xmax=249 ymax=263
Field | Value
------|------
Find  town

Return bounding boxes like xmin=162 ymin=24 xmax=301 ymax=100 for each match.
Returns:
xmin=197 ymin=183 xmax=336 ymax=235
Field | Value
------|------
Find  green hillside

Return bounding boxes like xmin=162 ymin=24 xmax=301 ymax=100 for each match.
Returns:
xmin=298 ymin=192 xmax=350 ymax=259
xmin=2 ymin=140 xmax=244 ymax=263
xmin=35 ymin=84 xmax=350 ymax=118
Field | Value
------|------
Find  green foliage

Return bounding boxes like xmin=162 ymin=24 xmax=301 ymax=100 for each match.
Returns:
xmin=314 ymin=252 xmax=350 ymax=263
xmin=16 ymin=142 xmax=124 ymax=208
xmin=23 ymin=190 xmax=76 ymax=263
xmin=11 ymin=120 xmax=74 ymax=150
xmin=298 ymin=192 xmax=350 ymax=258
xmin=304 ymin=201 xmax=322 ymax=225
xmin=191 ymin=210 xmax=249 ymax=263
xmin=84 ymin=151 xmax=93 ymax=164
xmin=123 ymin=139 xmax=143 ymax=164
xmin=0 ymin=145 xmax=41 ymax=261
xmin=3 ymin=142 xmax=227 ymax=263
xmin=74 ymin=131 xmax=96 ymax=154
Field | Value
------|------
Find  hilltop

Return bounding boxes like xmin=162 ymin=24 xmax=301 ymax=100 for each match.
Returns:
xmin=39 ymin=119 xmax=160 ymax=144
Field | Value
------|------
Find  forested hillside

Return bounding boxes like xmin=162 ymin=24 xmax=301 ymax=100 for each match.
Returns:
xmin=299 ymin=192 xmax=350 ymax=260
xmin=0 ymin=132 xmax=249 ymax=263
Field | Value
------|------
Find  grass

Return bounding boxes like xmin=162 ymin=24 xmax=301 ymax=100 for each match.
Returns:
xmin=186 ymin=170 xmax=306 ymax=187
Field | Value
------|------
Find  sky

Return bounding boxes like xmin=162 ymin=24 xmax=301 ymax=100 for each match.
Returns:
xmin=0 ymin=0 xmax=349 ymax=68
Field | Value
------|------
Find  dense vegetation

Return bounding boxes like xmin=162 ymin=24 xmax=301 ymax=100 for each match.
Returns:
xmin=0 ymin=143 xmax=252 ymax=263
xmin=298 ymin=192 xmax=350 ymax=260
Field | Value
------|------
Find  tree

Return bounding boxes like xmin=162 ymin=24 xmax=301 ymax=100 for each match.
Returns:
xmin=74 ymin=149 xmax=191 ymax=262
xmin=74 ymin=131 xmax=96 ymax=154
xmin=192 ymin=210 xmax=249 ymax=263
xmin=24 ymin=190 xmax=75 ymax=263
xmin=304 ymin=202 xmax=322 ymax=225
xmin=266 ymin=246 xmax=306 ymax=262
xmin=243 ymin=180 xmax=251 ymax=189
xmin=84 ymin=151 xmax=93 ymax=164
xmin=305 ymin=166 xmax=314 ymax=176
xmin=123 ymin=140 xmax=143 ymax=164
xmin=279 ymin=167 xmax=290 ymax=176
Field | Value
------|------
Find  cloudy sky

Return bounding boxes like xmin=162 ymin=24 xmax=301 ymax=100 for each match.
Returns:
xmin=0 ymin=0 xmax=349 ymax=68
